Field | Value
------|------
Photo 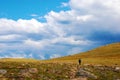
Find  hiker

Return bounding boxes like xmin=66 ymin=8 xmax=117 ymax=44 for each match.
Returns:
xmin=78 ymin=59 xmax=81 ymax=65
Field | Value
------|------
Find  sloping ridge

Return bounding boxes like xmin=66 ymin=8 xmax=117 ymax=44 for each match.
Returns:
xmin=54 ymin=42 xmax=120 ymax=60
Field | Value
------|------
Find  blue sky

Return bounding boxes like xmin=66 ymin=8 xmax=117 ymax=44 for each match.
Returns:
xmin=0 ymin=0 xmax=120 ymax=59
xmin=0 ymin=0 xmax=69 ymax=20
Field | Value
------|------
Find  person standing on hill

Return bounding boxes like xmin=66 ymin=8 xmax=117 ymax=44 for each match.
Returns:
xmin=78 ymin=59 xmax=81 ymax=65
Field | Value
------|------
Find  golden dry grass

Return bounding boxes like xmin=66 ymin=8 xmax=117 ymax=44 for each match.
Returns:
xmin=47 ymin=42 xmax=120 ymax=65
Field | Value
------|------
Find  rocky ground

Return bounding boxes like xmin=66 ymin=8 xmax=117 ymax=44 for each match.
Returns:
xmin=74 ymin=64 xmax=120 ymax=80
xmin=0 ymin=62 xmax=120 ymax=80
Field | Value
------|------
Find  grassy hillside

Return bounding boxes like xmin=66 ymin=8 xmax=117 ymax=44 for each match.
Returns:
xmin=48 ymin=42 xmax=120 ymax=65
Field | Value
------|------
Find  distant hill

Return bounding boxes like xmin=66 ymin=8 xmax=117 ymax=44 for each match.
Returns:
xmin=50 ymin=42 xmax=120 ymax=65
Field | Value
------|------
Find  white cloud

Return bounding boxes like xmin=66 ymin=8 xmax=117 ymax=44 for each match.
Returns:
xmin=0 ymin=53 xmax=27 ymax=58
xmin=76 ymin=15 xmax=93 ymax=22
xmin=50 ymin=54 xmax=61 ymax=59
xmin=39 ymin=55 xmax=45 ymax=60
xmin=69 ymin=0 xmax=120 ymax=15
xmin=45 ymin=10 xmax=93 ymax=24
xmin=68 ymin=47 xmax=82 ymax=55
xmin=61 ymin=2 xmax=69 ymax=7
xmin=23 ymin=36 xmax=91 ymax=50
xmin=68 ymin=0 xmax=120 ymax=33
xmin=0 ymin=34 xmax=24 ymax=41
xmin=69 ymin=0 xmax=95 ymax=10
xmin=0 ymin=18 xmax=44 ymax=34
xmin=52 ymin=36 xmax=92 ymax=45
xmin=44 ymin=10 xmax=94 ymax=37
xmin=9 ymin=53 xmax=27 ymax=58
xmin=30 ymin=14 xmax=38 ymax=17
xmin=23 ymin=39 xmax=51 ymax=49
xmin=28 ymin=54 xmax=33 ymax=58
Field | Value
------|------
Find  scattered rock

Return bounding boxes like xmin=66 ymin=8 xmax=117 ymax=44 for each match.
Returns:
xmin=95 ymin=66 xmax=105 ymax=71
xmin=83 ymin=68 xmax=93 ymax=72
xmin=21 ymin=72 xmax=32 ymax=77
xmin=19 ymin=69 xmax=32 ymax=77
xmin=0 ymin=69 xmax=7 ymax=74
xmin=94 ymin=64 xmax=102 ymax=67
xmin=19 ymin=69 xmax=28 ymax=73
xmin=76 ymin=68 xmax=97 ymax=79
xmin=115 ymin=67 xmax=120 ymax=70
xmin=22 ymin=64 xmax=25 ymax=66
xmin=19 ymin=68 xmax=38 ymax=77
xmin=28 ymin=68 xmax=38 ymax=74
xmin=83 ymin=64 xmax=90 ymax=66
xmin=114 ymin=67 xmax=120 ymax=72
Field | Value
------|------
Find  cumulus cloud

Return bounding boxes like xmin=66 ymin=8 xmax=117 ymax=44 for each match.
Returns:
xmin=0 ymin=0 xmax=120 ymax=59
xmin=50 ymin=54 xmax=61 ymax=59
xmin=23 ymin=36 xmax=92 ymax=49
xmin=0 ymin=34 xmax=23 ymax=41
xmin=69 ymin=0 xmax=120 ymax=15
xmin=67 ymin=47 xmax=82 ymax=55
xmin=68 ymin=0 xmax=120 ymax=33
xmin=61 ymin=2 xmax=69 ymax=7
xmin=51 ymin=36 xmax=92 ymax=45
xmin=45 ymin=10 xmax=93 ymax=25
xmin=23 ymin=39 xmax=51 ymax=49
xmin=0 ymin=18 xmax=45 ymax=34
